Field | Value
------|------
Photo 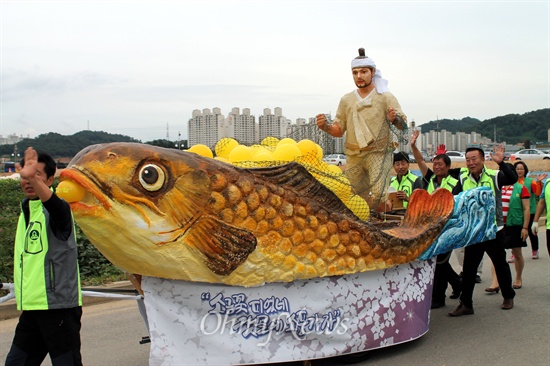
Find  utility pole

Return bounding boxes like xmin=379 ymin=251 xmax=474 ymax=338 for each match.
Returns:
xmin=436 ymin=115 xmax=440 ymax=148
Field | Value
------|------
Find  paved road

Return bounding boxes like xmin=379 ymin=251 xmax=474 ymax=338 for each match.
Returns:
xmin=1 ymin=233 xmax=549 ymax=365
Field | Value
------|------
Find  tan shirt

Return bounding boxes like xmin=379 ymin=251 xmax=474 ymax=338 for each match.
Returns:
xmin=335 ymin=90 xmax=406 ymax=156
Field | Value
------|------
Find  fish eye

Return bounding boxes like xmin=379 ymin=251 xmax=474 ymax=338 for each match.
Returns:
xmin=138 ymin=164 xmax=165 ymax=192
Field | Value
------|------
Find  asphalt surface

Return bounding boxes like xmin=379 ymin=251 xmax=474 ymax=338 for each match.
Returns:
xmin=1 ymin=231 xmax=549 ymax=365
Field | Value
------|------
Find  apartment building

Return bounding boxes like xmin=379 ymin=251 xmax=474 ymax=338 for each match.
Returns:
xmin=258 ymin=107 xmax=289 ymax=141
xmin=187 ymin=108 xmax=499 ymax=156
xmin=188 ymin=108 xmax=225 ymax=148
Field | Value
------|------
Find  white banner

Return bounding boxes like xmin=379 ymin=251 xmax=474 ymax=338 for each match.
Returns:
xmin=143 ymin=259 xmax=435 ymax=365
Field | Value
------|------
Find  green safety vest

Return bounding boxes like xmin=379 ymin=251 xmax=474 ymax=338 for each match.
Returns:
xmin=14 ymin=198 xmax=82 ymax=311
xmin=427 ymin=174 xmax=458 ymax=194
xmin=390 ymin=171 xmax=419 ymax=209
xmin=460 ymin=167 xmax=503 ymax=227
xmin=506 ymin=183 xmax=527 ymax=227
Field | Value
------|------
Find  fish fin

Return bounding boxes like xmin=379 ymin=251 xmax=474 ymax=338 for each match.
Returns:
xmin=247 ymin=162 xmax=356 ymax=216
xmin=185 ymin=216 xmax=257 ymax=276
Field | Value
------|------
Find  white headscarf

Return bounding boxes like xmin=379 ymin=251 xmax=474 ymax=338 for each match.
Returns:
xmin=351 ymin=57 xmax=390 ymax=93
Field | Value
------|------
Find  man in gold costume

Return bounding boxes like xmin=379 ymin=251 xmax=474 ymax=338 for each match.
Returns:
xmin=316 ymin=48 xmax=407 ymax=210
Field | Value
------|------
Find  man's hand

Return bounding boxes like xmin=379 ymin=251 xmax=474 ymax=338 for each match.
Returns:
xmin=316 ymin=114 xmax=327 ymax=131
xmin=491 ymin=144 xmax=505 ymax=164
xmin=436 ymin=144 xmax=447 ymax=155
xmin=531 ymin=221 xmax=539 ymax=235
xmin=410 ymin=130 xmax=419 ymax=147
xmin=396 ymin=190 xmax=409 ymax=202
xmin=387 ymin=107 xmax=396 ymax=123
xmin=19 ymin=147 xmax=40 ymax=181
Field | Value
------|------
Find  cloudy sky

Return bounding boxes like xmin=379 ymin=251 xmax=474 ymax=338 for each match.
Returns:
xmin=1 ymin=0 xmax=548 ymax=142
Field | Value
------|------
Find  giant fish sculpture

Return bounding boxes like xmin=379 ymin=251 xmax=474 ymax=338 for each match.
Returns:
xmin=58 ymin=143 xmax=454 ymax=287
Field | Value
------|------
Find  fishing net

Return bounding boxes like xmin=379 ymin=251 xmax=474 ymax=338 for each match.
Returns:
xmin=342 ymin=120 xmax=410 ymax=209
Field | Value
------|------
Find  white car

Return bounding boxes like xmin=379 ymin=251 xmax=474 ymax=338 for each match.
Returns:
xmin=323 ymin=154 xmax=347 ymax=166
xmin=445 ymin=151 xmax=466 ymax=162
xmin=511 ymin=149 xmax=550 ymax=160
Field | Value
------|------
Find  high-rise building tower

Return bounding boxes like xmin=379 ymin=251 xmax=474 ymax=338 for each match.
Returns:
xmin=258 ymin=107 xmax=289 ymax=141
xmin=188 ymin=108 xmax=224 ymax=148
xmin=229 ymin=107 xmax=256 ymax=145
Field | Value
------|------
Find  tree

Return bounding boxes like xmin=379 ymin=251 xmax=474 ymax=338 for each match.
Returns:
xmin=145 ymin=139 xmax=177 ymax=148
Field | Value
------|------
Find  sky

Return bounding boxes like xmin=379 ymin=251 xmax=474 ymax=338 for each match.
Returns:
xmin=1 ymin=0 xmax=549 ymax=143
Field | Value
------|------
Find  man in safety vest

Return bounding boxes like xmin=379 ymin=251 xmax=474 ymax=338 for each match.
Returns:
xmin=532 ymin=179 xmax=550 ymax=256
xmin=448 ymin=145 xmax=517 ymax=316
xmin=410 ymin=130 xmax=462 ymax=309
xmin=5 ymin=147 xmax=82 ymax=365
xmin=389 ymin=151 xmax=422 ymax=210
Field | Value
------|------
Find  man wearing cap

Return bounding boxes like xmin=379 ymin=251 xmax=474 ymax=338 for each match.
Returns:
xmin=316 ymin=48 xmax=407 ymax=210
xmin=389 ymin=151 xmax=423 ymax=210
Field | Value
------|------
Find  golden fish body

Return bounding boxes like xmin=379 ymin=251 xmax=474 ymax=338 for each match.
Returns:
xmin=59 ymin=143 xmax=454 ymax=287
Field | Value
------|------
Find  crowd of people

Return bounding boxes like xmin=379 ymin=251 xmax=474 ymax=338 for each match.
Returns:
xmin=409 ymin=132 xmax=549 ymax=314
xmin=390 ymin=135 xmax=547 ymax=315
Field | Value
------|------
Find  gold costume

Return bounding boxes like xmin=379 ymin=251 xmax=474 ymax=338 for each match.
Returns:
xmin=334 ymin=89 xmax=407 ymax=205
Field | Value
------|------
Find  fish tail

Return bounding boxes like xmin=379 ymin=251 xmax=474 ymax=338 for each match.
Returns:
xmin=402 ymin=188 xmax=454 ymax=229
xmin=380 ymin=188 xmax=455 ymax=264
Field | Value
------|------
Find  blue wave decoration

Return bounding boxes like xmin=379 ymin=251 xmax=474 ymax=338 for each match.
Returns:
xmin=418 ymin=187 xmax=497 ymax=260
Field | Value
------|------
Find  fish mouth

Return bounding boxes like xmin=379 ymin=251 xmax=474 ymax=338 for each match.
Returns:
xmin=59 ymin=168 xmax=112 ymax=215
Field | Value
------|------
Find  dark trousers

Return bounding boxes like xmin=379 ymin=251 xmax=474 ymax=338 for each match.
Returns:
xmin=527 ymin=214 xmax=539 ymax=251
xmin=5 ymin=307 xmax=83 ymax=366
xmin=432 ymin=251 xmax=461 ymax=303
xmin=459 ymin=229 xmax=515 ymax=308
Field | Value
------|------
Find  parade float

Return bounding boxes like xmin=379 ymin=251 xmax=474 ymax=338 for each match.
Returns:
xmin=55 ymin=138 xmax=496 ymax=365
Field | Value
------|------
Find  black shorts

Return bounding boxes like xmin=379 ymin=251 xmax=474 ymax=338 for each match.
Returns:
xmin=504 ymin=225 xmax=528 ymax=249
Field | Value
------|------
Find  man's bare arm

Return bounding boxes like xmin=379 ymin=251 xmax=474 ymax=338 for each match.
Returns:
xmin=316 ymin=114 xmax=344 ymax=137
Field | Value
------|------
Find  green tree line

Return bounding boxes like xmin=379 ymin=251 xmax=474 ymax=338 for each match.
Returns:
xmin=419 ymin=108 xmax=549 ymax=145
xmin=0 ymin=130 xmax=188 ymax=159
